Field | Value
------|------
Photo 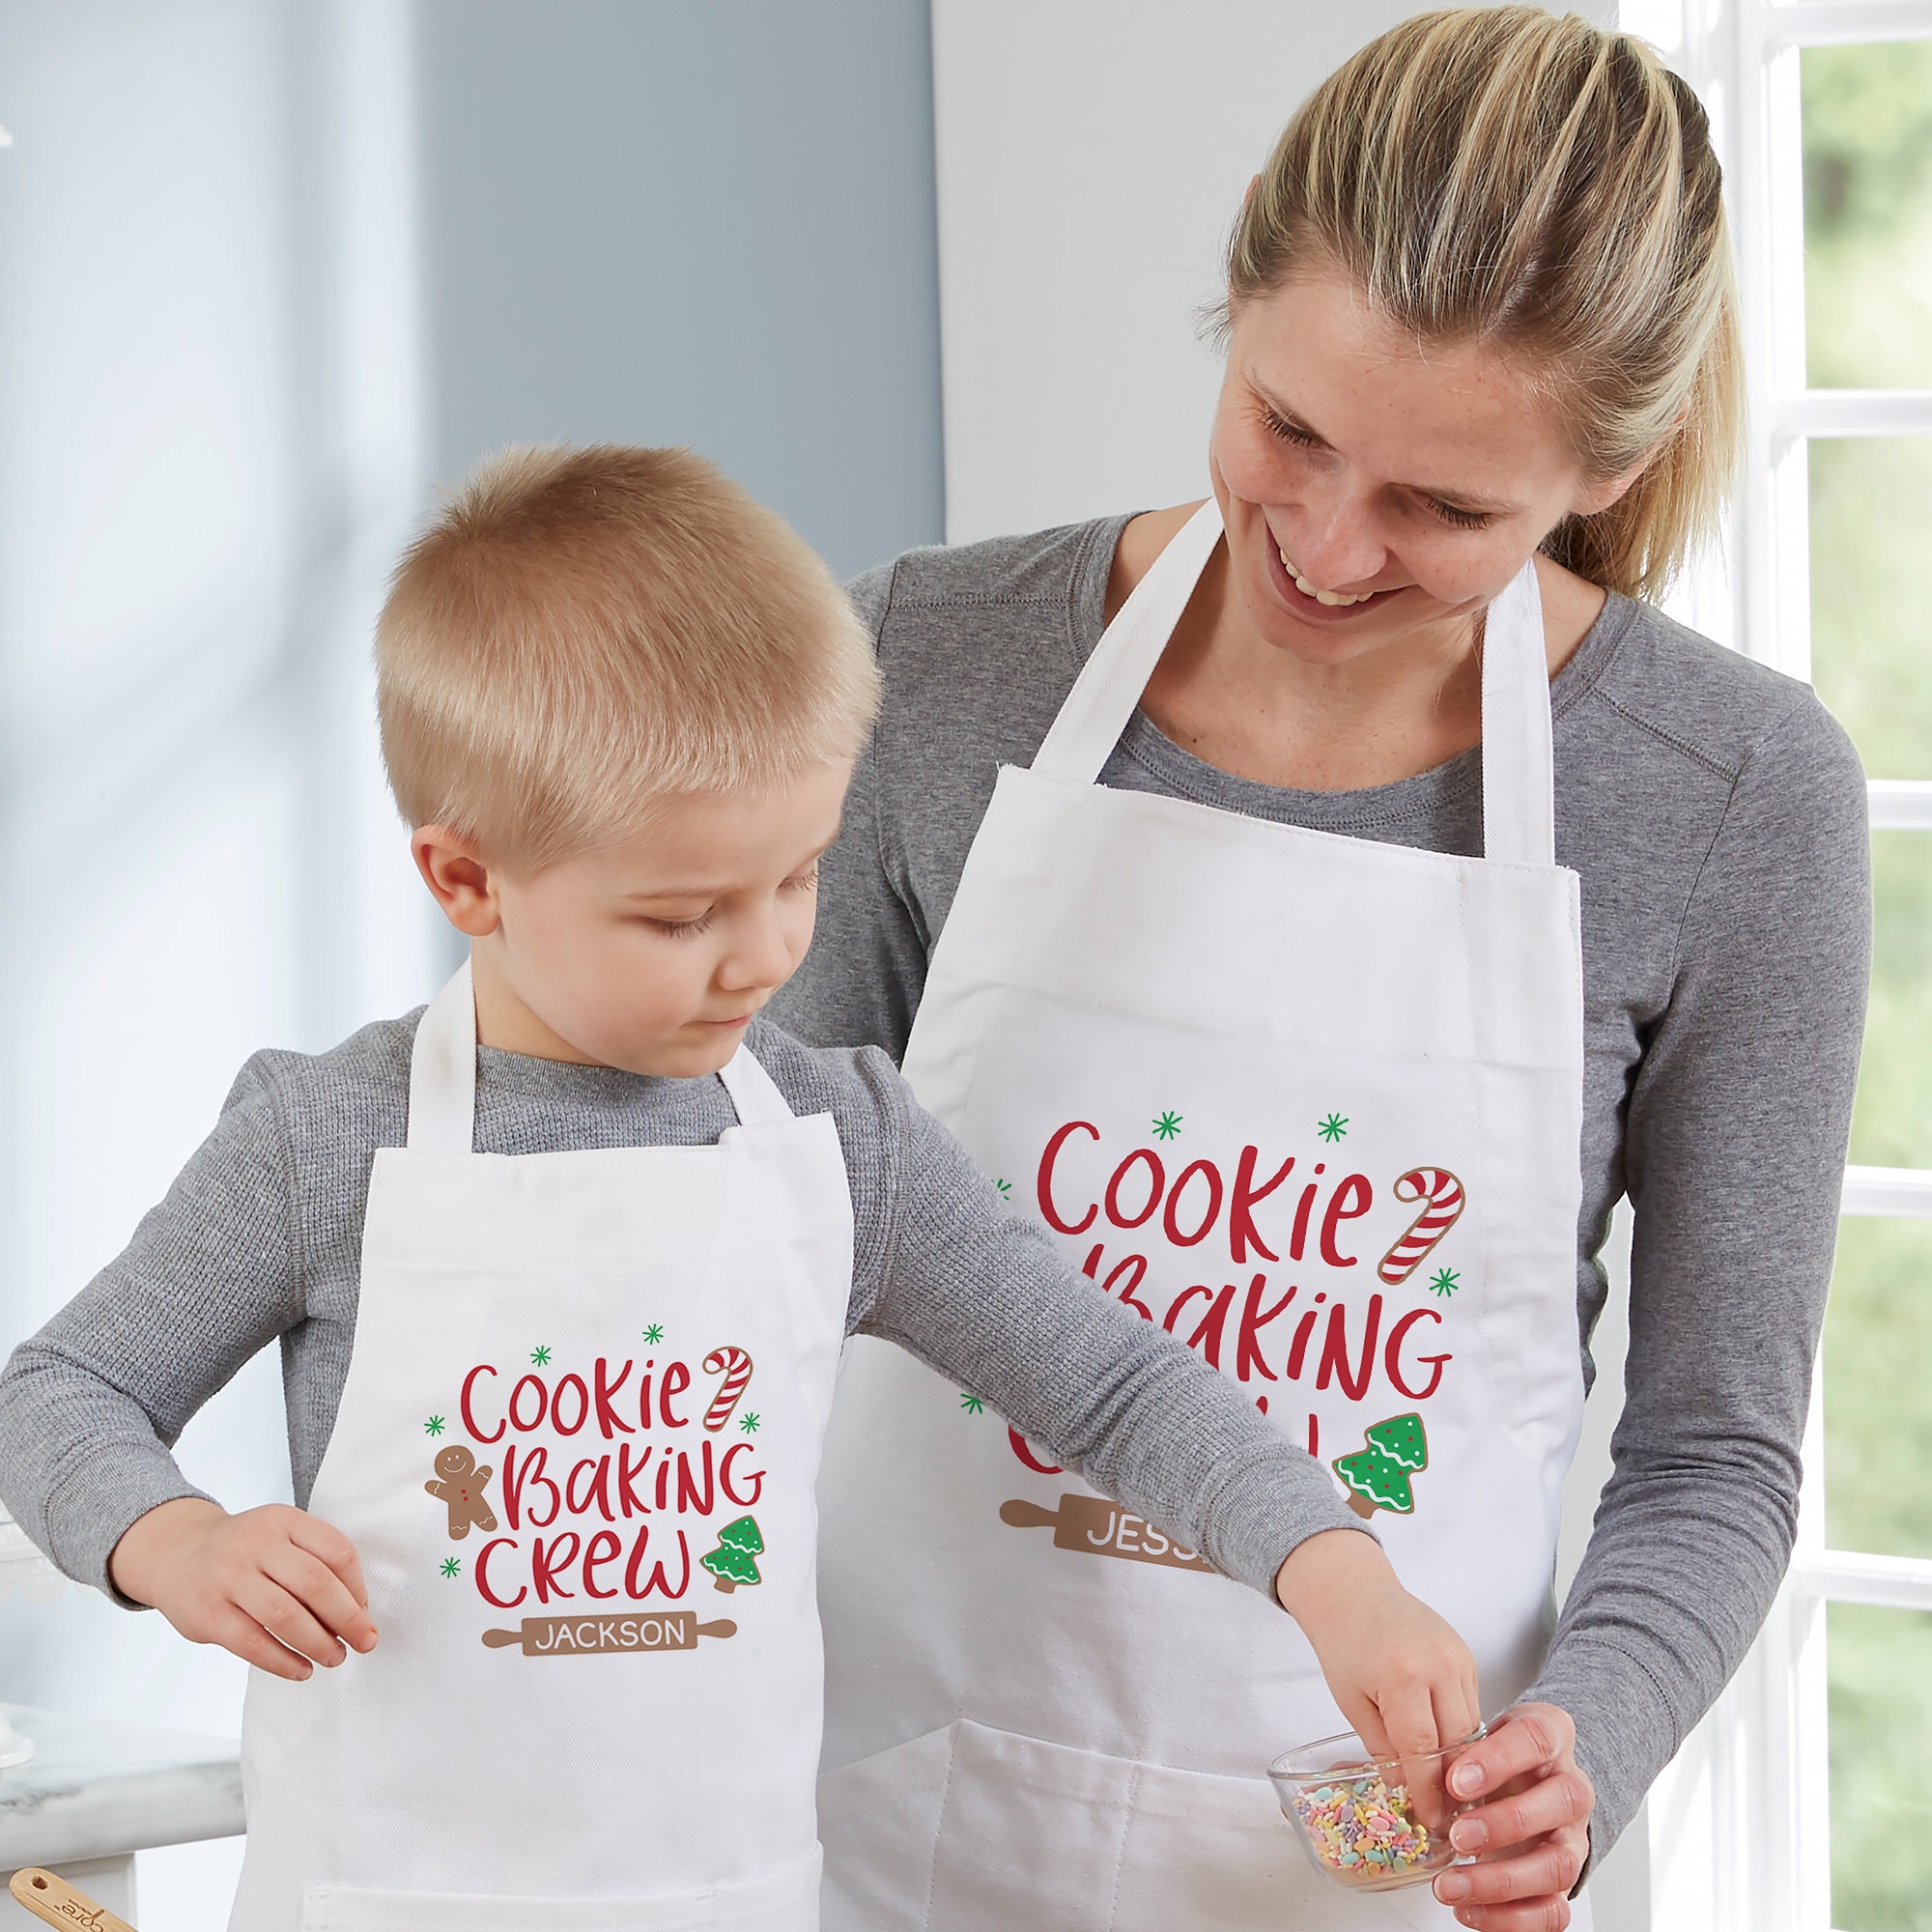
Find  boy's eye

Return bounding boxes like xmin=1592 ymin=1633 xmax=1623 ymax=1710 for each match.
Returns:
xmin=644 ymin=913 xmax=715 ymax=939
xmin=782 ymin=864 xmax=821 ymax=894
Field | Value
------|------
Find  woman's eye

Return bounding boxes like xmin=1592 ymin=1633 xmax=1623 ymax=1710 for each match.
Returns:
xmin=1424 ymin=497 xmax=1493 ymax=531
xmin=1261 ymin=406 xmax=1321 ymax=449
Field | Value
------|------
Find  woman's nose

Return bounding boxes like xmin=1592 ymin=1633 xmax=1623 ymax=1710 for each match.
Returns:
xmin=1279 ymin=491 xmax=1386 ymax=592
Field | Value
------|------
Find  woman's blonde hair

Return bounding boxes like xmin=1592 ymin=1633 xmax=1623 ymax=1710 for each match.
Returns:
xmin=377 ymin=444 xmax=879 ymax=871
xmin=1227 ymin=7 xmax=1741 ymax=601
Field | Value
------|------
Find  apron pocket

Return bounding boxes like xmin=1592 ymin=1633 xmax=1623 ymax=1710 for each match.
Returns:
xmin=302 ymin=1848 xmax=820 ymax=1932
xmin=917 ymin=1719 xmax=1456 ymax=1932
xmin=818 ymin=1724 xmax=956 ymax=1932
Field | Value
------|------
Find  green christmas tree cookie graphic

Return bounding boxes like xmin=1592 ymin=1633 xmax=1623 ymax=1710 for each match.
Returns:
xmin=1332 ymin=1412 xmax=1430 ymax=1520
xmin=701 ymin=1515 xmax=765 ymax=1593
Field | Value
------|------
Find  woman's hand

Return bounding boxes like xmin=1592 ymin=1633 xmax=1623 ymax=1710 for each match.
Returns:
xmin=1273 ymin=1529 xmax=1482 ymax=1759
xmin=1432 ymin=1702 xmax=1593 ymax=1928
xmin=109 ymin=1496 xmax=378 ymax=1680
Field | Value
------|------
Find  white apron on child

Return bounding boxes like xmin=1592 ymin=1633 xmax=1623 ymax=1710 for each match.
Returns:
xmin=231 ymin=964 xmax=852 ymax=1932
xmin=815 ymin=500 xmax=1592 ymax=1931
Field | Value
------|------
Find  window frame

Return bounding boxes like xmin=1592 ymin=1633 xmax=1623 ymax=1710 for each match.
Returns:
xmin=1621 ymin=2 xmax=1932 ymax=1927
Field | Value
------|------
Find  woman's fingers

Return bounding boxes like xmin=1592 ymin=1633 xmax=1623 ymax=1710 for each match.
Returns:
xmin=1449 ymin=1892 xmax=1573 ymax=1932
xmin=1451 ymin=1767 xmax=1592 ymax=1857
xmin=1448 ymin=1703 xmax=1573 ymax=1803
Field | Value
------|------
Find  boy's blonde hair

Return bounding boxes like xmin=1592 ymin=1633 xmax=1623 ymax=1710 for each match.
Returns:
xmin=1227 ymin=7 xmax=1741 ymax=602
xmin=376 ymin=443 xmax=879 ymax=870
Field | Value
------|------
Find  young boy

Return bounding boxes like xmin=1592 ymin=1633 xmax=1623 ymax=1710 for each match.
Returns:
xmin=0 ymin=446 xmax=1474 ymax=1929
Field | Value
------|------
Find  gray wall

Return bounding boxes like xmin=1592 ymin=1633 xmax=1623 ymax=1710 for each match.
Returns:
xmin=416 ymin=0 xmax=945 ymax=582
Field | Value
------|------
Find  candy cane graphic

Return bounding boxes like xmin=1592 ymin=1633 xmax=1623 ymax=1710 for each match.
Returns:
xmin=1377 ymin=1168 xmax=1464 ymax=1285
xmin=702 ymin=1347 xmax=753 ymax=1432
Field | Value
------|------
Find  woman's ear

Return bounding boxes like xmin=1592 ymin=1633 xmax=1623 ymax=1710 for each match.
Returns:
xmin=1571 ymin=454 xmax=1652 ymax=519
xmin=412 ymin=827 xmax=503 ymax=937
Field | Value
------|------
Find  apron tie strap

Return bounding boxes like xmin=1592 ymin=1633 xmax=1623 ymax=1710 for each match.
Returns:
xmin=406 ymin=959 xmax=478 ymax=1153
xmin=718 ymin=1043 xmax=795 ymax=1126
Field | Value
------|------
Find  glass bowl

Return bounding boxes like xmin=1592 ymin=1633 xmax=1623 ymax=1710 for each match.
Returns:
xmin=1267 ymin=1724 xmax=1485 ymax=1892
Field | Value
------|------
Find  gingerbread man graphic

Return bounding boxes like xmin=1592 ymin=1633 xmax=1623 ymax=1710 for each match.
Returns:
xmin=426 ymin=1444 xmax=497 ymax=1539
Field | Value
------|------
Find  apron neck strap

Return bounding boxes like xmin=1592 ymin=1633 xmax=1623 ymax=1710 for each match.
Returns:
xmin=408 ymin=960 xmax=479 ymax=1153
xmin=407 ymin=962 xmax=798 ymax=1146
xmin=716 ymin=1043 xmax=795 ymax=1126
xmin=1029 ymin=498 xmax=1556 ymax=867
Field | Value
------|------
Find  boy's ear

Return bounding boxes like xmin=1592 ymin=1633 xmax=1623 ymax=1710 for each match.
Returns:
xmin=412 ymin=827 xmax=503 ymax=937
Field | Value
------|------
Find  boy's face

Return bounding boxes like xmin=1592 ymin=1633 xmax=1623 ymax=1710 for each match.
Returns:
xmin=413 ymin=760 xmax=850 ymax=1078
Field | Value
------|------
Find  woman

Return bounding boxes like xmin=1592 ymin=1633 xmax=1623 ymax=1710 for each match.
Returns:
xmin=775 ymin=12 xmax=1869 ymax=1930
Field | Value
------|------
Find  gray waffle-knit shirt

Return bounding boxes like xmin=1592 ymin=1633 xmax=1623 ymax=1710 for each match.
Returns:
xmin=764 ymin=515 xmax=1873 ymax=1865
xmin=0 ymin=1019 xmax=1363 ymax=1619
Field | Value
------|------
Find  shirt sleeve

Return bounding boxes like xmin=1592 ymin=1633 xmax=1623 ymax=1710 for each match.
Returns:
xmin=1525 ymin=696 xmax=1871 ymax=1861
xmin=848 ymin=1065 xmax=1366 ymax=1597
xmin=0 ymin=1058 xmax=309 ymax=1602
xmin=770 ymin=561 xmax=931 ymax=1060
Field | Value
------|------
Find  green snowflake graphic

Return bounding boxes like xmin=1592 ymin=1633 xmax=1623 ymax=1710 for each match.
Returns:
xmin=994 ymin=1179 xmax=1012 ymax=1198
xmin=959 ymin=1392 xmax=984 ymax=1414
xmin=530 ymin=1345 xmax=553 ymax=1366
xmin=739 ymin=1412 xmax=761 ymax=1434
xmin=424 ymin=1414 xmax=445 ymax=1436
xmin=642 ymin=1324 xmax=665 ymax=1345
xmin=1318 ymin=1113 xmax=1349 ymax=1143
xmin=1428 ymin=1268 xmax=1461 ymax=1299
xmin=1151 ymin=1111 xmax=1183 ymax=1141
xmin=440 ymin=1556 xmax=462 ymax=1578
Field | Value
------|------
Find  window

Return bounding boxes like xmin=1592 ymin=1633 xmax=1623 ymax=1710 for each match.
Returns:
xmin=1622 ymin=4 xmax=1932 ymax=1929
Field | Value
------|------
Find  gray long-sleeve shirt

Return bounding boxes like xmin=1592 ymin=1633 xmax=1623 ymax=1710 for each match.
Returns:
xmin=765 ymin=515 xmax=1873 ymax=1863
xmin=0 ymin=1018 xmax=1366 ymax=1617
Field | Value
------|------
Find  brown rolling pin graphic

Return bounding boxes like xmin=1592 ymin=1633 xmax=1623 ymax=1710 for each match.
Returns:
xmin=999 ymin=1493 xmax=1211 ymax=1573
xmin=10 ymin=1867 xmax=136 ymax=1931
xmin=482 ymin=1609 xmax=736 ymax=1657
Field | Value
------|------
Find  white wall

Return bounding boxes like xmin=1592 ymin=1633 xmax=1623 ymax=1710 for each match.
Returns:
xmin=931 ymin=0 xmax=1615 ymax=545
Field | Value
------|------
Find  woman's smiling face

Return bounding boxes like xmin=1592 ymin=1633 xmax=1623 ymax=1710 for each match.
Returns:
xmin=1208 ymin=261 xmax=1635 ymax=666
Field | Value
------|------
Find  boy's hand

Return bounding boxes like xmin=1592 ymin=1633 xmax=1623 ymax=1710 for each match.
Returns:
xmin=1432 ymin=1703 xmax=1593 ymax=1928
xmin=1274 ymin=1528 xmax=1482 ymax=1761
xmin=109 ymin=1497 xmax=378 ymax=1681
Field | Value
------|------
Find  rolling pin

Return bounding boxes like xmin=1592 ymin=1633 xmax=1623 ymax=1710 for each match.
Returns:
xmin=9 ymin=1866 xmax=136 ymax=1931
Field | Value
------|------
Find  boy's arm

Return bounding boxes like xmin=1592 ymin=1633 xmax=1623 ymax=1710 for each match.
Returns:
xmin=0 ymin=1059 xmax=311 ymax=1603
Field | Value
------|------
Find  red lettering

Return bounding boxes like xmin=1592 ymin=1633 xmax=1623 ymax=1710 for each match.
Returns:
xmin=504 ymin=1444 xmax=559 ymax=1531
xmin=1105 ymin=1150 xmax=1165 ymax=1230
xmin=565 ymin=1455 xmax=613 ymax=1522
xmin=582 ymin=1528 xmax=622 ymax=1600
xmin=655 ymin=1457 xmax=672 ymax=1511
xmin=1164 ymin=1284 xmax=1213 ymax=1334
xmin=623 ymin=1523 xmax=690 ymax=1600
xmin=1320 ymin=1176 xmax=1374 ymax=1267
xmin=675 ymin=1441 xmax=716 ymax=1515
xmin=1104 ymin=1253 xmax=1153 ymax=1321
xmin=532 ymin=1531 xmax=581 ymax=1604
xmin=1235 ymin=1274 xmax=1295 ymax=1382
xmin=1037 ymin=1122 xmax=1100 ymax=1235
xmin=1286 ymin=1304 xmax=1321 ymax=1379
xmin=660 ymin=1361 xmax=691 ymax=1428
xmin=1290 ymin=1179 xmax=1321 ymax=1262
xmin=616 ymin=1443 xmax=654 ymax=1517
xmin=1385 ymin=1308 xmax=1453 ymax=1401
xmin=1186 ymin=1284 xmax=1237 ymax=1369
xmin=1230 ymin=1149 xmax=1293 ymax=1264
xmin=1163 ymin=1160 xmax=1224 ymax=1248
xmin=475 ymin=1536 xmax=526 ymax=1608
xmin=552 ymin=1374 xmax=588 ymax=1436
xmin=509 ymin=1375 xmax=549 ymax=1432
xmin=461 ymin=1365 xmax=505 ymax=1444
xmin=1315 ymin=1295 xmax=1383 ymax=1401
xmin=593 ymin=1357 xmax=635 ymax=1437
xmin=1008 ymin=1427 xmax=1064 ymax=1476
xmin=719 ymin=1442 xmax=766 ymax=1507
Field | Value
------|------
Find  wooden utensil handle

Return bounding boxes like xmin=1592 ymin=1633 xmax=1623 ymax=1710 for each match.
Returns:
xmin=9 ymin=1866 xmax=137 ymax=1931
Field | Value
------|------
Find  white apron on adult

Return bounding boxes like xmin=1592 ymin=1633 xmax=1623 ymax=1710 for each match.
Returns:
xmin=231 ymin=964 xmax=852 ymax=1932
xmin=816 ymin=501 xmax=1591 ymax=1931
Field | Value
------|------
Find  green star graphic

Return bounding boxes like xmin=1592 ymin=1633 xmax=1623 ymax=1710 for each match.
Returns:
xmin=424 ymin=1414 xmax=445 ymax=1436
xmin=959 ymin=1392 xmax=984 ymax=1414
xmin=1428 ymin=1268 xmax=1461 ymax=1299
xmin=739 ymin=1412 xmax=761 ymax=1434
xmin=1318 ymin=1113 xmax=1349 ymax=1143
xmin=1151 ymin=1110 xmax=1183 ymax=1141
xmin=642 ymin=1324 xmax=665 ymax=1345
xmin=994 ymin=1179 xmax=1012 ymax=1198
xmin=530 ymin=1345 xmax=553 ymax=1366
xmin=440 ymin=1556 xmax=462 ymax=1578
